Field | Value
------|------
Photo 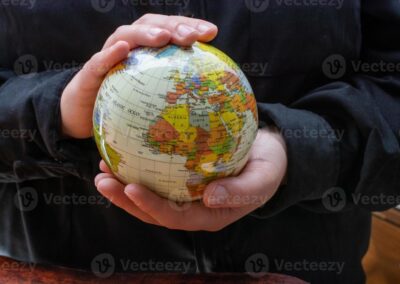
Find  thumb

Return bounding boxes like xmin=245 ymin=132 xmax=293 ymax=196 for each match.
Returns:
xmin=77 ymin=40 xmax=130 ymax=91
xmin=203 ymin=161 xmax=276 ymax=208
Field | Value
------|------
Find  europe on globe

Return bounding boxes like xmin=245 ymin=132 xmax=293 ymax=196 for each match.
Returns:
xmin=93 ymin=42 xmax=259 ymax=202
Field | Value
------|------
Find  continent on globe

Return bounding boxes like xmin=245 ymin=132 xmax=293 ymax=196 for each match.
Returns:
xmin=93 ymin=42 xmax=259 ymax=202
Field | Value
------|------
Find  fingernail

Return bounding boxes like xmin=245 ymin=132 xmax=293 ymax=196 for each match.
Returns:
xmin=96 ymin=180 xmax=106 ymax=193
xmin=177 ymin=24 xmax=196 ymax=37
xmin=197 ymin=24 xmax=211 ymax=33
xmin=208 ymin=185 xmax=229 ymax=206
xmin=124 ymin=185 xmax=136 ymax=196
xmin=124 ymin=185 xmax=139 ymax=201
xmin=149 ymin=27 xmax=164 ymax=37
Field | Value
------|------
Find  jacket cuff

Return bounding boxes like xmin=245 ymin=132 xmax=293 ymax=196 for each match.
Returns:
xmin=37 ymin=68 xmax=99 ymax=180
xmin=251 ymin=103 xmax=340 ymax=218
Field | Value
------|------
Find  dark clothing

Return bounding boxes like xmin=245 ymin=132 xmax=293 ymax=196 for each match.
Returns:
xmin=1 ymin=1 xmax=399 ymax=283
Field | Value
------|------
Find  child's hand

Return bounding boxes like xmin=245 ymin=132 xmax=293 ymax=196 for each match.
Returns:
xmin=60 ymin=14 xmax=218 ymax=138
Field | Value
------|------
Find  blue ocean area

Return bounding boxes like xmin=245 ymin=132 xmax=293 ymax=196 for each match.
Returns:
xmin=156 ymin=45 xmax=179 ymax=59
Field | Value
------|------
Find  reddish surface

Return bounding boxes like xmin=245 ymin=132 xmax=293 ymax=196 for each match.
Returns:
xmin=0 ymin=256 xmax=307 ymax=284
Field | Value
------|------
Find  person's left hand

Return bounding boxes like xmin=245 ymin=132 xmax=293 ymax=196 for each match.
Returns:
xmin=94 ymin=127 xmax=287 ymax=231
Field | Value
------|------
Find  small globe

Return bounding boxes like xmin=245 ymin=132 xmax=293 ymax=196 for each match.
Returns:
xmin=93 ymin=42 xmax=258 ymax=202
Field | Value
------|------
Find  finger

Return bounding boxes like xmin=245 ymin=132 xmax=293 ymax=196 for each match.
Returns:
xmin=136 ymin=14 xmax=218 ymax=44
xmin=94 ymin=173 xmax=114 ymax=187
xmin=203 ymin=160 xmax=275 ymax=209
xmin=125 ymin=183 xmax=257 ymax=231
xmin=124 ymin=184 xmax=218 ymax=231
xmin=167 ymin=16 xmax=218 ymax=43
xmin=96 ymin=177 xmax=160 ymax=226
xmin=78 ymin=41 xmax=130 ymax=91
xmin=102 ymin=24 xmax=171 ymax=50
xmin=99 ymin=160 xmax=113 ymax=174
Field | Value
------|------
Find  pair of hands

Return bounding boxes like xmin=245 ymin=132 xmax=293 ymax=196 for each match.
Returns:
xmin=60 ymin=14 xmax=288 ymax=231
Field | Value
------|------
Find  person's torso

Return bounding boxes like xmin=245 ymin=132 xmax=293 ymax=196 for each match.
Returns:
xmin=0 ymin=0 xmax=361 ymax=104
xmin=0 ymin=2 xmax=369 ymax=283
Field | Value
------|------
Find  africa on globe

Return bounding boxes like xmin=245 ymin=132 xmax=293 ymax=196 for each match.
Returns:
xmin=93 ymin=42 xmax=258 ymax=202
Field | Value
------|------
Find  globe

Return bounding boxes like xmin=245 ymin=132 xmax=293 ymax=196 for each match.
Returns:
xmin=93 ymin=42 xmax=259 ymax=202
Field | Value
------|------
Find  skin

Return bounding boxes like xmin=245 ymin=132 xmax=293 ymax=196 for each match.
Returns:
xmin=60 ymin=14 xmax=288 ymax=232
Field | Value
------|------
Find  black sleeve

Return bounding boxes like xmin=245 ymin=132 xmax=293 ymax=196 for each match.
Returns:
xmin=0 ymin=68 xmax=100 ymax=183
xmin=252 ymin=0 xmax=400 ymax=217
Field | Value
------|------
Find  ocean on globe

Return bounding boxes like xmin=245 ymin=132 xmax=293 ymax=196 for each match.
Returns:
xmin=93 ymin=42 xmax=259 ymax=202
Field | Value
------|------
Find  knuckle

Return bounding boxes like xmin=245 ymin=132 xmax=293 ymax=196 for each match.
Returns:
xmin=114 ymin=25 xmax=129 ymax=34
xmin=166 ymin=19 xmax=180 ymax=31
xmin=138 ymin=13 xmax=156 ymax=23
xmin=106 ymin=34 xmax=117 ymax=45
xmin=89 ymin=51 xmax=102 ymax=63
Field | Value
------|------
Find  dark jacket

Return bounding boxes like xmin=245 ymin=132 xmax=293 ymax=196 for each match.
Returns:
xmin=1 ymin=1 xmax=399 ymax=283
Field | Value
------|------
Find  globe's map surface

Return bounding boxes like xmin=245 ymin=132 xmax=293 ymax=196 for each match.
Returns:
xmin=93 ymin=42 xmax=258 ymax=202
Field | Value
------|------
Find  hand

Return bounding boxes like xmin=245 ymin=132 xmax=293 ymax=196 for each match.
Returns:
xmin=94 ymin=127 xmax=288 ymax=231
xmin=60 ymin=14 xmax=218 ymax=138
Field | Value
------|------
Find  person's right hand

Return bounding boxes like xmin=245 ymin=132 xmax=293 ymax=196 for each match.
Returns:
xmin=60 ymin=14 xmax=218 ymax=139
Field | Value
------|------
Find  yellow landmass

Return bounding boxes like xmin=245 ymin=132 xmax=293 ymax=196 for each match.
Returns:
xmin=162 ymin=104 xmax=190 ymax=133
xmin=221 ymin=111 xmax=242 ymax=136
